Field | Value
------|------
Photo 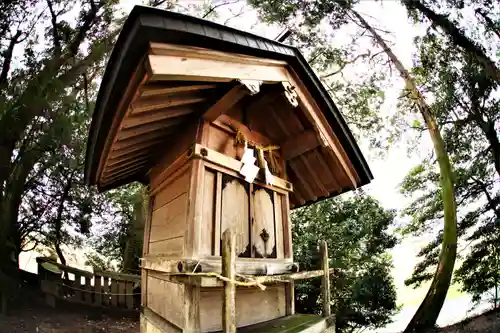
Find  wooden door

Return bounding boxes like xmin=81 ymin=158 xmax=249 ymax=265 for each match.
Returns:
xmin=220 ymin=175 xmax=250 ymax=257
xmin=252 ymin=186 xmax=276 ymax=258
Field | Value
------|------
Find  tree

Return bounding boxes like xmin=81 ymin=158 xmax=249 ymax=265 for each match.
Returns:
xmin=402 ymin=0 xmax=500 ymax=82
xmin=0 ymin=0 xmax=119 ymax=272
xmin=400 ymin=23 xmax=499 ymax=311
xmin=249 ymin=1 xmax=458 ymax=330
xmin=349 ymin=12 xmax=457 ymax=332
xmin=455 ymin=219 xmax=500 ymax=308
xmin=87 ymin=184 xmax=146 ymax=273
xmin=292 ymin=194 xmax=398 ymax=332
xmin=19 ymin=100 xmax=105 ymax=267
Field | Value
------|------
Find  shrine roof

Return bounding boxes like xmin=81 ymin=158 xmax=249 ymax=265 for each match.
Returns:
xmin=84 ymin=5 xmax=372 ymax=205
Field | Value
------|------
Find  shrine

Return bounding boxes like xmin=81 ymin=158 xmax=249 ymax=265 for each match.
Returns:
xmin=85 ymin=5 xmax=372 ymax=333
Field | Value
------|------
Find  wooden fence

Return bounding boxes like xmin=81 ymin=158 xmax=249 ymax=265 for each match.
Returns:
xmin=36 ymin=257 xmax=140 ymax=310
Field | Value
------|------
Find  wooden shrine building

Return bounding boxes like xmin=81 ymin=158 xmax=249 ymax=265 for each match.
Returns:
xmin=85 ymin=6 xmax=372 ymax=333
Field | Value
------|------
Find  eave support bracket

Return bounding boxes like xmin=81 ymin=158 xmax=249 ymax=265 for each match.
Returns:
xmin=238 ymin=79 xmax=262 ymax=95
xmin=282 ymin=82 xmax=298 ymax=107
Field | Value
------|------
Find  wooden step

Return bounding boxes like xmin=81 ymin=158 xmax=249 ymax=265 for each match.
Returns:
xmin=216 ymin=314 xmax=334 ymax=333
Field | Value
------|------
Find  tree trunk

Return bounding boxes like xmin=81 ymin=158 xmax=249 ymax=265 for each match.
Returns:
xmin=350 ymin=10 xmax=458 ymax=332
xmin=53 ymin=174 xmax=73 ymax=277
xmin=402 ymin=0 xmax=500 ymax=82
xmin=478 ymin=119 xmax=500 ymax=178
xmin=122 ymin=192 xmax=146 ymax=273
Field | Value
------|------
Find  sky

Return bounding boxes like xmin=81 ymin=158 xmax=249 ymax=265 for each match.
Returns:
xmin=17 ymin=0 xmax=491 ymax=329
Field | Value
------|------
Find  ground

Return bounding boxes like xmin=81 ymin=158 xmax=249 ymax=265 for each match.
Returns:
xmin=438 ymin=308 xmax=499 ymax=333
xmin=0 ymin=283 xmax=497 ymax=333
xmin=0 ymin=286 xmax=139 ymax=333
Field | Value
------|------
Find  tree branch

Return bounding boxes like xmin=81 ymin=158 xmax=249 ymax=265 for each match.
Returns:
xmin=46 ymin=0 xmax=61 ymax=55
xmin=0 ymin=30 xmax=22 ymax=87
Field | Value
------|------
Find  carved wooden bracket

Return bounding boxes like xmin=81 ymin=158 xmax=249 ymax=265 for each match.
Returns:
xmin=238 ymin=79 xmax=262 ymax=95
xmin=282 ymin=81 xmax=298 ymax=107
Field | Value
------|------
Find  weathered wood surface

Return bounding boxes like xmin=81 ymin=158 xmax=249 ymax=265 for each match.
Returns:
xmin=199 ymin=285 xmax=287 ymax=332
xmin=221 ymin=177 xmax=249 ymax=257
xmin=222 ymin=229 xmax=236 ymax=333
xmin=152 ymin=268 xmax=337 ymax=288
xmin=224 ymin=314 xmax=329 ymax=333
xmin=146 ymin=54 xmax=289 ymax=83
xmin=193 ymin=144 xmax=292 ymax=193
xmin=141 ymin=257 xmax=299 ymax=276
xmin=141 ymin=308 xmax=182 ymax=333
xmin=252 ymin=187 xmax=276 ymax=258
xmin=146 ymin=274 xmax=184 ymax=328
xmin=286 ymin=281 xmax=295 ymax=316
xmin=320 ymin=240 xmax=331 ymax=317
xmin=37 ymin=258 xmax=139 ymax=310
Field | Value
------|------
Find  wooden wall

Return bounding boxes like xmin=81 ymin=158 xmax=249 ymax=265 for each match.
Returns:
xmin=142 ymin=112 xmax=293 ymax=332
xmin=147 ymin=169 xmax=190 ymax=256
xmin=146 ymin=273 xmax=185 ymax=329
xmin=199 ymin=285 xmax=287 ymax=332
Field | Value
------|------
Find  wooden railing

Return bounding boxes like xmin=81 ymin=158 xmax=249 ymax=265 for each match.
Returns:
xmin=36 ymin=257 xmax=140 ymax=310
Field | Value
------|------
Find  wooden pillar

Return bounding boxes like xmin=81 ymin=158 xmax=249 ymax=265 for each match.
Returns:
xmin=222 ymin=229 xmax=236 ymax=333
xmin=320 ymin=240 xmax=331 ymax=317
xmin=94 ymin=275 xmax=102 ymax=305
xmin=285 ymin=281 xmax=295 ymax=316
xmin=74 ymin=273 xmax=82 ymax=301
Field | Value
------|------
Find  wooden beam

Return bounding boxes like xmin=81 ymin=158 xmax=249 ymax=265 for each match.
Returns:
xmin=320 ymin=240 xmax=331 ymax=317
xmin=101 ymin=164 xmax=145 ymax=185
xmin=148 ymin=268 xmax=338 ymax=288
xmin=215 ymin=114 xmax=273 ymax=146
xmin=140 ymin=83 xmax=217 ymax=97
xmin=289 ymin=161 xmax=317 ymax=202
xmin=110 ymin=137 xmax=166 ymax=158
xmin=285 ymin=70 xmax=359 ymax=188
xmin=214 ymin=172 xmax=222 ymax=256
xmin=131 ymin=92 xmax=206 ymax=114
xmin=281 ymin=130 xmax=320 ymax=160
xmin=149 ymin=42 xmax=288 ymax=67
xmin=267 ymin=110 xmax=310 ymax=203
xmin=107 ymin=151 xmax=152 ymax=170
xmin=146 ymin=54 xmax=289 ymax=83
xmin=203 ymin=85 xmax=249 ymax=122
xmin=222 ymin=229 xmax=236 ymax=333
xmin=192 ymin=144 xmax=292 ymax=193
xmin=122 ymin=106 xmax=195 ymax=129
xmin=300 ymin=155 xmax=329 ymax=198
xmin=96 ymin=63 xmax=148 ymax=184
xmin=286 ymin=281 xmax=295 ymax=316
xmin=149 ymin=150 xmax=192 ymax=193
xmin=268 ymin=104 xmax=328 ymax=198
xmin=116 ymin=117 xmax=184 ymax=141
xmin=103 ymin=159 xmax=149 ymax=178
xmin=107 ymin=149 xmax=152 ymax=168
xmin=141 ymin=257 xmax=298 ymax=276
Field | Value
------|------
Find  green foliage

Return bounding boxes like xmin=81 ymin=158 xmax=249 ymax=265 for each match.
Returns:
xmin=249 ymin=0 xmax=400 ymax=153
xmin=87 ymin=183 xmax=146 ymax=273
xmin=455 ymin=219 xmax=500 ymax=305
xmin=292 ymin=194 xmax=398 ymax=332
xmin=399 ymin=2 xmax=500 ymax=307
xmin=0 ymin=0 xmax=120 ymax=270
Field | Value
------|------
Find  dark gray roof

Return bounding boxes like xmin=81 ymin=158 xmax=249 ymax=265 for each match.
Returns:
xmin=85 ymin=5 xmax=373 ymax=189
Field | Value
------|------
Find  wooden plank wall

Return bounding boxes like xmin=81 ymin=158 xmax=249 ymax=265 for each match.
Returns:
xmin=199 ymin=285 xmax=287 ymax=332
xmin=200 ymin=168 xmax=216 ymax=256
xmin=148 ymin=170 xmax=190 ymax=256
xmin=146 ymin=273 xmax=185 ymax=329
